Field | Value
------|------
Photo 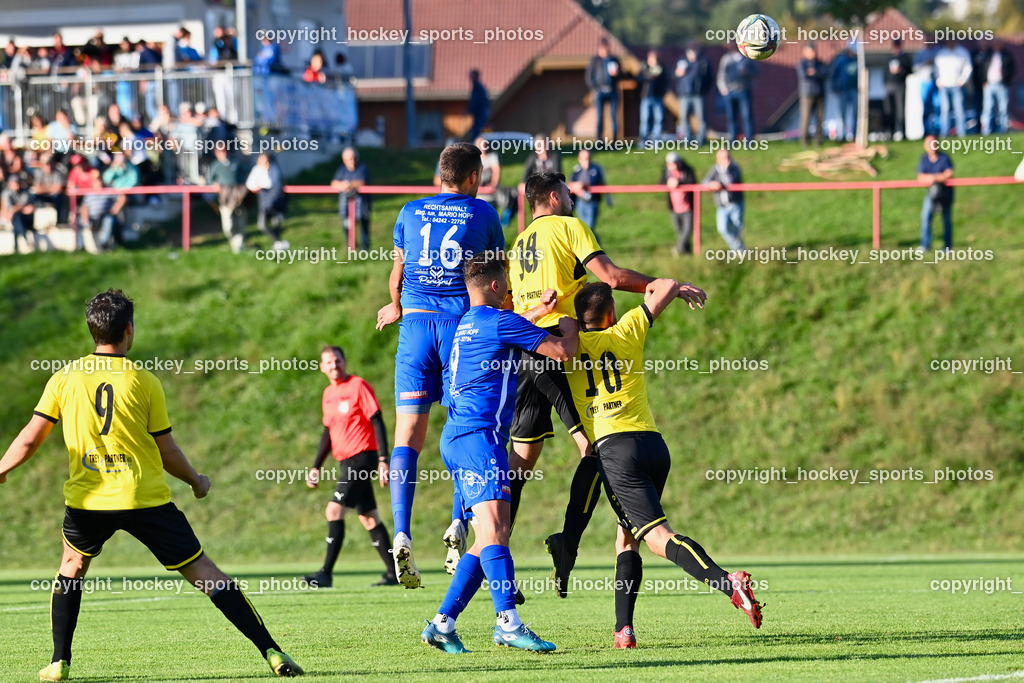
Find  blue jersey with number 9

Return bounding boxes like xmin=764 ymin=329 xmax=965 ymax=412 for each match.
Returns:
xmin=393 ymin=193 xmax=504 ymax=315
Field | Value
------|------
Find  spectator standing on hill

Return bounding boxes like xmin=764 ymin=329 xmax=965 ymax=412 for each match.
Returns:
xmin=703 ymin=149 xmax=745 ymax=252
xmin=586 ymin=39 xmax=623 ymax=141
xmin=717 ymin=47 xmax=757 ymax=142
xmin=568 ymin=149 xmax=609 ymax=243
xmin=522 ymin=137 xmax=562 ymax=182
xmin=662 ymin=152 xmax=696 ymax=256
xmin=884 ymin=39 xmax=913 ymax=141
xmin=830 ymin=42 xmax=859 ymax=141
xmin=675 ymin=43 xmax=711 ymax=146
xmin=331 ymin=147 xmax=370 ymax=249
xmin=797 ymin=42 xmax=827 ymax=147
xmin=475 ymin=137 xmax=501 ymax=208
xmin=209 ymin=144 xmax=248 ymax=254
xmin=637 ymin=50 xmax=668 ymax=145
xmin=933 ymin=40 xmax=972 ymax=137
xmin=247 ymin=153 xmax=288 ymax=251
xmin=980 ymin=40 xmax=1016 ymax=135
xmin=467 ymin=70 xmax=490 ymax=140
xmin=918 ymin=135 xmax=954 ymax=252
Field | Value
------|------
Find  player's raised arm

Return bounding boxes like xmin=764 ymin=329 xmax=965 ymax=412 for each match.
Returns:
xmin=153 ymin=432 xmax=210 ymax=499
xmin=377 ymin=247 xmax=404 ymax=330
xmin=644 ymin=278 xmax=684 ymax=321
xmin=587 ymin=254 xmax=706 ymax=310
xmin=535 ymin=316 xmax=580 ymax=363
xmin=0 ymin=415 xmax=55 ymax=484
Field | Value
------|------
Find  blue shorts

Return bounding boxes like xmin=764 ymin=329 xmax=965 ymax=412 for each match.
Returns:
xmin=394 ymin=313 xmax=462 ymax=412
xmin=440 ymin=427 xmax=511 ymax=514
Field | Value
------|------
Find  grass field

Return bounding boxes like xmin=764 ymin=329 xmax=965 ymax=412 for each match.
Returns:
xmin=0 ymin=555 xmax=1022 ymax=682
xmin=1 ymin=137 xmax=1021 ymax=680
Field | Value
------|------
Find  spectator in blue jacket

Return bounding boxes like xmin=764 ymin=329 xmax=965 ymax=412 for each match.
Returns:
xmin=466 ymin=70 xmax=489 ymax=140
xmin=830 ymin=43 xmax=859 ymax=141
xmin=674 ymin=43 xmax=712 ymax=146
xmin=569 ymin=149 xmax=610 ymax=243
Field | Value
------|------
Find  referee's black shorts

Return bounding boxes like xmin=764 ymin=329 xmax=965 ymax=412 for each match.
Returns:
xmin=510 ymin=348 xmax=584 ymax=444
xmin=62 ymin=503 xmax=204 ymax=571
xmin=597 ymin=431 xmax=671 ymax=541
xmin=330 ymin=450 xmax=379 ymax=514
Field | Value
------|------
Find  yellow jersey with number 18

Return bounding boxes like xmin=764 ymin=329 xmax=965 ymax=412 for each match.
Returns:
xmin=564 ymin=305 xmax=657 ymax=442
xmin=33 ymin=353 xmax=173 ymax=510
xmin=509 ymin=214 xmax=604 ymax=329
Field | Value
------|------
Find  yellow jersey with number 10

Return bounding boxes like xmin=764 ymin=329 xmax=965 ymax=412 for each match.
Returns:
xmin=33 ymin=353 xmax=173 ymax=510
xmin=509 ymin=214 xmax=604 ymax=329
xmin=564 ymin=305 xmax=658 ymax=442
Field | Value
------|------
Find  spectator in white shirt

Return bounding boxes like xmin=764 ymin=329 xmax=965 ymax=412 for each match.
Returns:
xmin=932 ymin=40 xmax=973 ymax=137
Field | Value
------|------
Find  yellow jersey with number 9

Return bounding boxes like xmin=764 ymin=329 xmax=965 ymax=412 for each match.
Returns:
xmin=33 ymin=353 xmax=173 ymax=510
xmin=564 ymin=306 xmax=658 ymax=442
xmin=509 ymin=215 xmax=604 ymax=329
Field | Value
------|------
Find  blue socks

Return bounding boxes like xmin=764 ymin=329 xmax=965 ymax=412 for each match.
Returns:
xmin=479 ymin=544 xmax=517 ymax=613
xmin=451 ymin=487 xmax=466 ymax=526
xmin=438 ymin=552 xmax=484 ymax=619
xmin=389 ymin=446 xmax=418 ymax=537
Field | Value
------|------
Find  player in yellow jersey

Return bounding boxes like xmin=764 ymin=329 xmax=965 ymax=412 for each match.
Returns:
xmin=0 ymin=290 xmax=303 ymax=681
xmin=565 ymin=280 xmax=762 ymax=649
xmin=508 ymin=171 xmax=706 ymax=597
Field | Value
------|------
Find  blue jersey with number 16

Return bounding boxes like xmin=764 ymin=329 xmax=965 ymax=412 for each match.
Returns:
xmin=393 ymin=193 xmax=504 ymax=316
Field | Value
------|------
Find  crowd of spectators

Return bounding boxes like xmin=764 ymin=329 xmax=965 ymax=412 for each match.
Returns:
xmin=580 ymin=35 xmax=1018 ymax=145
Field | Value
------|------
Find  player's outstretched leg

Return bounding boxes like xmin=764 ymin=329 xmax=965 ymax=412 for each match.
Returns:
xmin=181 ymin=556 xmax=304 ymax=676
xmin=422 ymin=552 xmax=485 ymax=653
xmin=646 ymin=525 xmax=762 ymax=629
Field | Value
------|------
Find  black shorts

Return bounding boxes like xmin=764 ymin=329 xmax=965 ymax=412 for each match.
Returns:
xmin=597 ymin=431 xmax=671 ymax=541
xmin=62 ymin=503 xmax=204 ymax=571
xmin=510 ymin=348 xmax=584 ymax=443
xmin=330 ymin=450 xmax=379 ymax=515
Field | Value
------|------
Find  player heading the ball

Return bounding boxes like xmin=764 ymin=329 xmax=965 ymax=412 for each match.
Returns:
xmin=376 ymin=142 xmax=506 ymax=588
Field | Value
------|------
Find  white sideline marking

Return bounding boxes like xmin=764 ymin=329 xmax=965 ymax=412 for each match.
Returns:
xmin=915 ymin=671 xmax=1024 ymax=683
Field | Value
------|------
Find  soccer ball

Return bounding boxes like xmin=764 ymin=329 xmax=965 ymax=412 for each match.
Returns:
xmin=736 ymin=14 xmax=780 ymax=61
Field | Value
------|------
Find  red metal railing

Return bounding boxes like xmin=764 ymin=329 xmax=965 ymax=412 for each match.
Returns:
xmin=66 ymin=177 xmax=1019 ymax=253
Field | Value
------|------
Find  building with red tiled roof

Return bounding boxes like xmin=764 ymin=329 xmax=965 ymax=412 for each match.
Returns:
xmin=347 ymin=0 xmax=638 ymax=145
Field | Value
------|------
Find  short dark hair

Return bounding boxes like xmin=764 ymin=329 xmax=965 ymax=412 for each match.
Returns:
xmin=438 ymin=142 xmax=482 ymax=187
xmin=86 ymin=289 xmax=134 ymax=345
xmin=321 ymin=345 xmax=345 ymax=360
xmin=574 ymin=282 xmax=615 ymax=329
xmin=525 ymin=171 xmax=566 ymax=211
xmin=462 ymin=251 xmax=506 ymax=290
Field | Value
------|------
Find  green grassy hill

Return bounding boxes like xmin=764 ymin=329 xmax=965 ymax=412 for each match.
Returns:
xmin=1 ymin=138 xmax=1021 ymax=570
